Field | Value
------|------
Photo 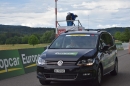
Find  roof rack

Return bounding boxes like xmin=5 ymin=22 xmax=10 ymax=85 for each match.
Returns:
xmin=56 ymin=20 xmax=85 ymax=36
xmin=64 ymin=30 xmax=77 ymax=33
xmin=57 ymin=20 xmax=83 ymax=27
xmin=64 ymin=26 xmax=81 ymax=33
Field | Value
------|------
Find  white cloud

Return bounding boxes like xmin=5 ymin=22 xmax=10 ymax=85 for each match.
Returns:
xmin=97 ymin=24 xmax=121 ymax=29
xmin=0 ymin=0 xmax=130 ymax=29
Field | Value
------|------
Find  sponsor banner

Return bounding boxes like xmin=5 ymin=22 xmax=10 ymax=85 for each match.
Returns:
xmin=18 ymin=48 xmax=44 ymax=73
xmin=55 ymin=52 xmax=78 ymax=56
xmin=0 ymin=50 xmax=25 ymax=80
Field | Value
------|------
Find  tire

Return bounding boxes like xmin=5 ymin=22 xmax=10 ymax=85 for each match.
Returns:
xmin=92 ymin=66 xmax=102 ymax=86
xmin=110 ymin=60 xmax=118 ymax=76
xmin=39 ymin=80 xmax=51 ymax=85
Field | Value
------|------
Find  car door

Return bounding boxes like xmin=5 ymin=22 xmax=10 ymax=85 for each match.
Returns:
xmin=99 ymin=33 xmax=112 ymax=74
xmin=105 ymin=33 xmax=115 ymax=72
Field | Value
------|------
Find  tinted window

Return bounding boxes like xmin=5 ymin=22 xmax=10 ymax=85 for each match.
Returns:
xmin=100 ymin=33 xmax=114 ymax=47
xmin=49 ymin=34 xmax=98 ymax=49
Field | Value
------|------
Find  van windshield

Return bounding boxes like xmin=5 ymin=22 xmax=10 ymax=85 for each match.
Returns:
xmin=49 ymin=34 xmax=98 ymax=49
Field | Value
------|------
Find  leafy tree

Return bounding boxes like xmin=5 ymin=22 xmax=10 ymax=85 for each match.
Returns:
xmin=5 ymin=37 xmax=16 ymax=46
xmin=0 ymin=34 xmax=7 ymax=44
xmin=124 ymin=28 xmax=130 ymax=42
xmin=114 ymin=29 xmax=130 ymax=42
xmin=33 ymin=33 xmax=42 ymax=41
xmin=28 ymin=35 xmax=39 ymax=46
xmin=49 ymin=30 xmax=55 ymax=41
xmin=114 ymin=31 xmax=121 ymax=40
xmin=40 ymin=30 xmax=55 ymax=43
xmin=120 ymin=33 xmax=126 ymax=42
xmin=14 ymin=36 xmax=22 ymax=44
xmin=22 ymin=35 xmax=29 ymax=44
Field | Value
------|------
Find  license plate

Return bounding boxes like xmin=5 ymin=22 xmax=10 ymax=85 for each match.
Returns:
xmin=54 ymin=69 xmax=65 ymax=73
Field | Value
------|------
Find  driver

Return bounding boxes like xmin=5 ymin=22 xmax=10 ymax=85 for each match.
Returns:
xmin=66 ymin=39 xmax=79 ymax=48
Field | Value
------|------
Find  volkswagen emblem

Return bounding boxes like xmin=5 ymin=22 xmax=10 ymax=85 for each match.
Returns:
xmin=57 ymin=60 xmax=63 ymax=66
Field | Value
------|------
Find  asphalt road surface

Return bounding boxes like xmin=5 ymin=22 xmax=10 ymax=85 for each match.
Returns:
xmin=0 ymin=50 xmax=130 ymax=86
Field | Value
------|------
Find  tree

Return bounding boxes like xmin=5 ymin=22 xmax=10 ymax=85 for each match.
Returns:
xmin=114 ymin=29 xmax=130 ymax=42
xmin=14 ymin=36 xmax=22 ymax=44
xmin=114 ymin=31 xmax=121 ymax=40
xmin=120 ymin=33 xmax=126 ymax=42
xmin=5 ymin=37 xmax=16 ymax=46
xmin=124 ymin=28 xmax=130 ymax=42
xmin=0 ymin=34 xmax=7 ymax=44
xmin=22 ymin=35 xmax=29 ymax=44
xmin=28 ymin=35 xmax=39 ymax=46
xmin=40 ymin=30 xmax=55 ymax=43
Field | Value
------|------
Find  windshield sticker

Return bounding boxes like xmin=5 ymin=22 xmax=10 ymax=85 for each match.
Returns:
xmin=91 ymin=34 xmax=95 ymax=36
xmin=90 ymin=34 xmax=98 ymax=36
xmin=55 ymin=52 xmax=78 ymax=56
xmin=66 ymin=34 xmax=90 ymax=36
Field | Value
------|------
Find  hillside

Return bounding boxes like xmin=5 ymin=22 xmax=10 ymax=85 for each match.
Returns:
xmin=87 ymin=27 xmax=130 ymax=35
xmin=104 ymin=27 xmax=130 ymax=35
xmin=0 ymin=24 xmax=130 ymax=35
xmin=0 ymin=24 xmax=55 ymax=35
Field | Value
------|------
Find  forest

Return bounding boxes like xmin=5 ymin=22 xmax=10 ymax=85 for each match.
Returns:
xmin=0 ymin=24 xmax=130 ymax=45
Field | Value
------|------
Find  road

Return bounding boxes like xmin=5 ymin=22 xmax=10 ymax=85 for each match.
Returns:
xmin=0 ymin=50 xmax=130 ymax=86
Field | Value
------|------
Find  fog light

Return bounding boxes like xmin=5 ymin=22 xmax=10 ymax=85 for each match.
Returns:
xmin=83 ymin=73 xmax=90 ymax=76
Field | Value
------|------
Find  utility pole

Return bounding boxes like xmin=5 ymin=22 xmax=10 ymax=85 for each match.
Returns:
xmin=55 ymin=0 xmax=58 ymax=37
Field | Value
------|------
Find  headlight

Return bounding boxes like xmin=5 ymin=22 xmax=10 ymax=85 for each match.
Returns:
xmin=77 ymin=59 xmax=95 ymax=66
xmin=37 ymin=57 xmax=46 ymax=65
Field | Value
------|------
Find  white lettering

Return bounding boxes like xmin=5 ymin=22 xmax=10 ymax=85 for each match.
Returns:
xmin=0 ymin=59 xmax=4 ymax=68
xmin=17 ymin=58 xmax=19 ymax=65
xmin=0 ymin=57 xmax=20 ymax=72
xmin=13 ymin=58 xmax=17 ymax=66
xmin=31 ymin=55 xmax=35 ymax=62
xmin=27 ymin=56 xmax=32 ymax=63
xmin=4 ymin=59 xmax=8 ymax=72
xmin=9 ymin=58 xmax=13 ymax=67
xmin=21 ymin=54 xmax=41 ymax=64
xmin=21 ymin=54 xmax=26 ymax=64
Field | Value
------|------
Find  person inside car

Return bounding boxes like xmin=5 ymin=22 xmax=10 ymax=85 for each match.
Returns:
xmin=66 ymin=39 xmax=79 ymax=48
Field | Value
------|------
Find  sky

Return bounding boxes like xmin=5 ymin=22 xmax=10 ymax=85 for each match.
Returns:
xmin=0 ymin=0 xmax=130 ymax=29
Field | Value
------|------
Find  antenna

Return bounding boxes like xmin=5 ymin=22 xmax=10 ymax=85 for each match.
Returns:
xmin=88 ymin=15 xmax=89 ymax=29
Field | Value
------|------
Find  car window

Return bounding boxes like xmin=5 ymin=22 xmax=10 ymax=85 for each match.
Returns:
xmin=100 ymin=33 xmax=114 ymax=47
xmin=105 ymin=33 xmax=114 ymax=46
xmin=49 ymin=34 xmax=98 ymax=49
xmin=49 ymin=35 xmax=64 ymax=48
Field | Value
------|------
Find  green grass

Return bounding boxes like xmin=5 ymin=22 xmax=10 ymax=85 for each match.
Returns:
xmin=115 ymin=40 xmax=122 ymax=43
xmin=0 ymin=44 xmax=50 ymax=50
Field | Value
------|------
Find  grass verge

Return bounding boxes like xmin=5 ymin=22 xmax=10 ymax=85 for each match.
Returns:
xmin=0 ymin=44 xmax=50 ymax=50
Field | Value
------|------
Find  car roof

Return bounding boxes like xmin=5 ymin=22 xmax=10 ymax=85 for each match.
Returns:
xmin=60 ymin=30 xmax=107 ymax=35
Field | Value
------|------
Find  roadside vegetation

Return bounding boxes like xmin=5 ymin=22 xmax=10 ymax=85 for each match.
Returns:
xmin=0 ymin=44 xmax=50 ymax=50
xmin=0 ymin=30 xmax=55 ymax=45
xmin=0 ymin=24 xmax=130 ymax=50
xmin=114 ymin=28 xmax=130 ymax=42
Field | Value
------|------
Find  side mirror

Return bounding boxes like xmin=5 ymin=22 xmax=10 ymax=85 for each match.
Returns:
xmin=102 ymin=45 xmax=109 ymax=51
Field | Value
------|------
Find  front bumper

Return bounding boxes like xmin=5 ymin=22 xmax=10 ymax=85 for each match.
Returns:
xmin=37 ymin=65 xmax=97 ymax=81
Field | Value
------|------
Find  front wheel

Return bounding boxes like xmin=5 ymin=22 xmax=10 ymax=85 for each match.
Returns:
xmin=39 ymin=80 xmax=51 ymax=85
xmin=92 ymin=66 xmax=102 ymax=86
xmin=110 ymin=60 xmax=118 ymax=76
